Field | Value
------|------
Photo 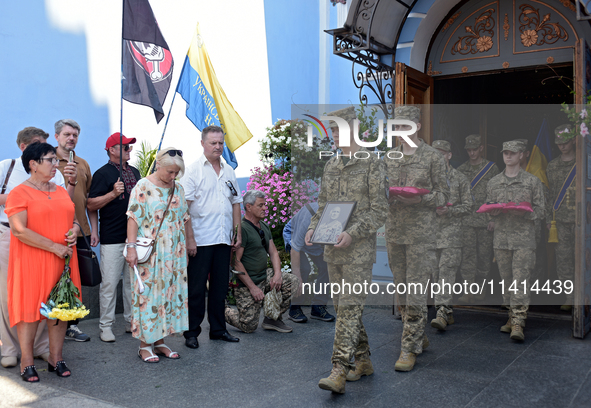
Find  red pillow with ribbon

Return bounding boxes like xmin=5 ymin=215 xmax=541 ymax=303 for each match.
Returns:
xmin=476 ymin=202 xmax=506 ymax=213
xmin=389 ymin=186 xmax=431 ymax=198
xmin=503 ymin=202 xmax=533 ymax=213
xmin=436 ymin=202 xmax=453 ymax=209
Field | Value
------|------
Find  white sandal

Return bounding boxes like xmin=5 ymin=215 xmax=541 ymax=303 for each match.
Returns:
xmin=138 ymin=346 xmax=159 ymax=363
xmin=154 ymin=344 xmax=180 ymax=359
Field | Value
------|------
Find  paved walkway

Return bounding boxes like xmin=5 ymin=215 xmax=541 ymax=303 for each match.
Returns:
xmin=1 ymin=307 xmax=590 ymax=408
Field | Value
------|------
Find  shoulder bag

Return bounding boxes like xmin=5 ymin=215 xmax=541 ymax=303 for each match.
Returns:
xmin=123 ymin=182 xmax=175 ymax=263
xmin=74 ymin=222 xmax=102 ymax=287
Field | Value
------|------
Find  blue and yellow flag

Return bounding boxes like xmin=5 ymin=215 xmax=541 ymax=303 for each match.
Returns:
xmin=526 ymin=118 xmax=553 ymax=188
xmin=176 ymin=24 xmax=253 ymax=169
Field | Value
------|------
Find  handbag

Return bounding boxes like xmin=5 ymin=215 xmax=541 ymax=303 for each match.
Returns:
xmin=123 ymin=182 xmax=175 ymax=263
xmin=74 ymin=222 xmax=101 ymax=287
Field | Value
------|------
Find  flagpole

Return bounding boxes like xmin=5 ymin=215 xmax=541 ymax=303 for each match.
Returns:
xmin=156 ymin=89 xmax=178 ymax=153
xmin=118 ymin=0 xmax=125 ymax=198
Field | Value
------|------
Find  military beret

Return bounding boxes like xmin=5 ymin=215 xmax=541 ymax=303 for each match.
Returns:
xmin=464 ymin=134 xmax=482 ymax=149
xmin=432 ymin=140 xmax=451 ymax=152
xmin=394 ymin=106 xmax=421 ymax=124
xmin=501 ymin=140 xmax=523 ymax=153
xmin=326 ymin=106 xmax=357 ymax=128
xmin=554 ymin=124 xmax=573 ymax=144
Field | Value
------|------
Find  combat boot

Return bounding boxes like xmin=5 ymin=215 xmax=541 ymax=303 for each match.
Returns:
xmin=510 ymin=322 xmax=525 ymax=341
xmin=318 ymin=363 xmax=347 ymax=393
xmin=500 ymin=318 xmax=512 ymax=333
xmin=394 ymin=351 xmax=416 ymax=372
xmin=346 ymin=353 xmax=373 ymax=382
xmin=431 ymin=311 xmax=454 ymax=331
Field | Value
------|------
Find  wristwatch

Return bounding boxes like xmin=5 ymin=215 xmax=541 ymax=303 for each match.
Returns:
xmin=68 ymin=180 xmax=78 ymax=187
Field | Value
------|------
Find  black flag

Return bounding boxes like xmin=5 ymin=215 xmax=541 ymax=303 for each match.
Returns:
xmin=122 ymin=0 xmax=173 ymax=123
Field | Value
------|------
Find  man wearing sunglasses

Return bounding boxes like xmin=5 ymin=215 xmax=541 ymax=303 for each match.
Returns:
xmin=87 ymin=133 xmax=140 ymax=343
xmin=181 ymin=125 xmax=242 ymax=348
xmin=225 ymin=190 xmax=299 ymax=334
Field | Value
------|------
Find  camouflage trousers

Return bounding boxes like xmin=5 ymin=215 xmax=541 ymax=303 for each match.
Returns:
xmin=460 ymin=227 xmax=494 ymax=284
xmin=225 ymin=268 xmax=299 ymax=333
xmin=327 ymin=263 xmax=372 ymax=371
xmin=388 ymin=242 xmax=437 ymax=355
xmin=435 ymin=247 xmax=462 ymax=316
xmin=495 ymin=248 xmax=535 ymax=328
xmin=556 ymin=222 xmax=575 ymax=302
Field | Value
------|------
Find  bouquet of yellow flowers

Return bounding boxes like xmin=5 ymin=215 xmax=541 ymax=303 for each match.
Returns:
xmin=40 ymin=255 xmax=89 ymax=321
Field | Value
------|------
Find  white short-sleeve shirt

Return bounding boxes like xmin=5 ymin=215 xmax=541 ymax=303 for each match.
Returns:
xmin=180 ymin=155 xmax=243 ymax=246
xmin=0 ymin=157 xmax=66 ymax=224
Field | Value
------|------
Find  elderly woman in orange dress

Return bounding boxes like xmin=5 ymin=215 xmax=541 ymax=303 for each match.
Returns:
xmin=5 ymin=142 xmax=81 ymax=382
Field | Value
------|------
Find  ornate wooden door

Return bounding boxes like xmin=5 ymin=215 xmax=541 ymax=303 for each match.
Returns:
xmin=574 ymin=38 xmax=591 ymax=339
xmin=395 ymin=62 xmax=434 ymax=144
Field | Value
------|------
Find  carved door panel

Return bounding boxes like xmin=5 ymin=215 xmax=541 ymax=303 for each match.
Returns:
xmin=395 ymin=62 xmax=434 ymax=144
xmin=573 ymin=38 xmax=591 ymax=339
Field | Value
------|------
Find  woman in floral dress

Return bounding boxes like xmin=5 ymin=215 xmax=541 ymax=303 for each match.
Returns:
xmin=125 ymin=148 xmax=195 ymax=363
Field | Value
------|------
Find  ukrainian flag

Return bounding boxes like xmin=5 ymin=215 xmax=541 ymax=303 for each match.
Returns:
xmin=177 ymin=24 xmax=253 ymax=169
xmin=526 ymin=118 xmax=553 ymax=188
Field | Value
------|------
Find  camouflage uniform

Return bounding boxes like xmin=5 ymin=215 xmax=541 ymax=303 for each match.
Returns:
xmin=457 ymin=135 xmax=500 ymax=287
xmin=225 ymin=268 xmax=299 ymax=333
xmin=432 ymin=140 xmax=473 ymax=318
xmin=309 ymin=140 xmax=388 ymax=371
xmin=546 ymin=125 xmax=576 ymax=303
xmin=385 ymin=110 xmax=449 ymax=355
xmin=486 ymin=141 xmax=546 ymax=328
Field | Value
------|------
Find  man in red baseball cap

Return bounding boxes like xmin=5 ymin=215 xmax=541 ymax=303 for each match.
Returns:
xmin=87 ymin=133 xmax=140 ymax=342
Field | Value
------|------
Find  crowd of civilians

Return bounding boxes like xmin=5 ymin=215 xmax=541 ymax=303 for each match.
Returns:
xmin=0 ymin=123 xmax=327 ymax=382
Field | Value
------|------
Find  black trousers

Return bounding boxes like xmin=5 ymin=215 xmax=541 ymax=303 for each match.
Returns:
xmin=184 ymin=244 xmax=231 ymax=338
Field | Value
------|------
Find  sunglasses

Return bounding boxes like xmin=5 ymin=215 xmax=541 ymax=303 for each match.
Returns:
xmin=256 ymin=228 xmax=268 ymax=251
xmin=112 ymin=144 xmax=133 ymax=152
xmin=225 ymin=180 xmax=237 ymax=196
xmin=165 ymin=149 xmax=183 ymax=157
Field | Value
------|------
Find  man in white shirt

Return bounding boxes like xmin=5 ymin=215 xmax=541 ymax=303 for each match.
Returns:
xmin=180 ymin=126 xmax=243 ymax=348
xmin=0 ymin=127 xmax=73 ymax=368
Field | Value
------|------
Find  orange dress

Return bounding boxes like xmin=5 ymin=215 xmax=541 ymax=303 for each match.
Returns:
xmin=5 ymin=184 xmax=81 ymax=326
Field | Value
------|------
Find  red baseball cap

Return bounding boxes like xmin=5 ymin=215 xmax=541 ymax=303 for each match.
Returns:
xmin=105 ymin=132 xmax=137 ymax=150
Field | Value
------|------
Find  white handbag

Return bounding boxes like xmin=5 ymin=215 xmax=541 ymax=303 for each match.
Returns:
xmin=123 ymin=237 xmax=154 ymax=263
xmin=123 ymin=182 xmax=175 ymax=264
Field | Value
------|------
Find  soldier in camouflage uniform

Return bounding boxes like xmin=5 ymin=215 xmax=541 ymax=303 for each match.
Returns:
xmin=305 ymin=106 xmax=388 ymax=393
xmin=486 ymin=141 xmax=545 ymax=341
xmin=545 ymin=125 xmax=576 ymax=311
xmin=384 ymin=107 xmax=449 ymax=371
xmin=457 ymin=134 xmax=500 ymax=303
xmin=430 ymin=140 xmax=473 ymax=331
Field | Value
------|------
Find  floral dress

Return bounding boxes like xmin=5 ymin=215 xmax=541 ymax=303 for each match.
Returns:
xmin=126 ymin=178 xmax=189 ymax=344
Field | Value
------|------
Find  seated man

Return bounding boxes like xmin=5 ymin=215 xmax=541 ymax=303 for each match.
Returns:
xmin=225 ymin=189 xmax=299 ymax=333
xmin=282 ymin=202 xmax=335 ymax=323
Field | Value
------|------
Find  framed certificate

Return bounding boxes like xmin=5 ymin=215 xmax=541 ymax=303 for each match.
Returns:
xmin=311 ymin=201 xmax=356 ymax=245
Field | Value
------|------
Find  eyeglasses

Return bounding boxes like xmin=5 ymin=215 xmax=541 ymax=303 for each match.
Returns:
xmin=165 ymin=150 xmax=183 ymax=157
xmin=39 ymin=157 xmax=59 ymax=165
xmin=225 ymin=180 xmax=237 ymax=196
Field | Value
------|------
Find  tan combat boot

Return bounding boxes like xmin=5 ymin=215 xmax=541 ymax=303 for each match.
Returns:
xmin=431 ymin=311 xmax=454 ymax=331
xmin=394 ymin=351 xmax=416 ymax=372
xmin=318 ymin=363 xmax=347 ymax=393
xmin=346 ymin=353 xmax=374 ymax=382
xmin=510 ymin=322 xmax=525 ymax=341
xmin=500 ymin=318 xmax=512 ymax=333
